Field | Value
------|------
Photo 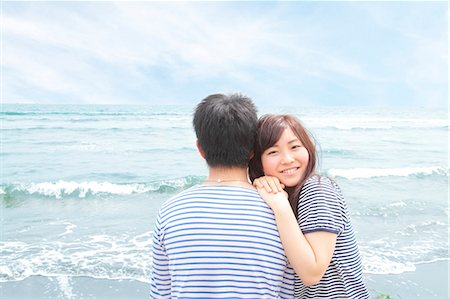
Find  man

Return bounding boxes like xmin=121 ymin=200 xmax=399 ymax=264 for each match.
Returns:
xmin=150 ymin=93 xmax=294 ymax=298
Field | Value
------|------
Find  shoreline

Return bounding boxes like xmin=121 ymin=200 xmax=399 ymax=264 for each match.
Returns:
xmin=0 ymin=275 xmax=148 ymax=299
xmin=366 ymin=260 xmax=449 ymax=298
xmin=0 ymin=260 xmax=448 ymax=299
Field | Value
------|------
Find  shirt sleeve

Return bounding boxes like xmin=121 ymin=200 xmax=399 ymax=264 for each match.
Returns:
xmin=297 ymin=176 xmax=347 ymax=235
xmin=149 ymin=214 xmax=172 ymax=299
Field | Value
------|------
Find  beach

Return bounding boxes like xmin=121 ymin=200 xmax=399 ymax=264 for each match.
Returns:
xmin=1 ymin=261 xmax=448 ymax=298
xmin=1 ymin=104 xmax=448 ymax=298
xmin=366 ymin=260 xmax=449 ymax=298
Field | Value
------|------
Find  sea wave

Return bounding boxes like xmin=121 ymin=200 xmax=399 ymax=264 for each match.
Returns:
xmin=327 ymin=166 xmax=448 ymax=180
xmin=1 ymin=232 xmax=447 ymax=282
xmin=321 ymin=148 xmax=356 ymax=157
xmin=304 ymin=117 xmax=448 ymax=130
xmin=0 ymin=176 xmax=203 ymax=199
xmin=0 ymin=232 xmax=153 ymax=283
xmin=0 ymin=110 xmax=189 ymax=117
xmin=360 ymin=239 xmax=449 ymax=275
xmin=317 ymin=124 xmax=448 ymax=130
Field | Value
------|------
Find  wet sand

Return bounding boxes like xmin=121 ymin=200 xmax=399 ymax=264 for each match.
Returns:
xmin=0 ymin=260 xmax=448 ymax=299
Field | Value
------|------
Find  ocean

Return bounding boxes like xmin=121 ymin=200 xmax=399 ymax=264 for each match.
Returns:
xmin=1 ymin=104 xmax=448 ymax=298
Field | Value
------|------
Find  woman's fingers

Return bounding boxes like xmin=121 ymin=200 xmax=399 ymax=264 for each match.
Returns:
xmin=266 ymin=177 xmax=279 ymax=192
xmin=270 ymin=177 xmax=284 ymax=192
xmin=253 ymin=176 xmax=285 ymax=193
xmin=260 ymin=178 xmax=273 ymax=193
xmin=253 ymin=177 xmax=272 ymax=192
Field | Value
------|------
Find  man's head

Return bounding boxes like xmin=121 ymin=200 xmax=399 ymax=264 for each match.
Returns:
xmin=193 ymin=93 xmax=257 ymax=168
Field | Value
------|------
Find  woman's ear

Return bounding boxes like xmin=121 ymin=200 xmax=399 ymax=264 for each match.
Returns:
xmin=248 ymin=151 xmax=254 ymax=160
xmin=196 ymin=140 xmax=206 ymax=159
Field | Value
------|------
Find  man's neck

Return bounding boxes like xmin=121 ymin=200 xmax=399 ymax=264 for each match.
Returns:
xmin=205 ymin=166 xmax=253 ymax=189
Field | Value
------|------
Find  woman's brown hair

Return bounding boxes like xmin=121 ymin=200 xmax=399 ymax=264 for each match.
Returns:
xmin=249 ymin=114 xmax=317 ymax=216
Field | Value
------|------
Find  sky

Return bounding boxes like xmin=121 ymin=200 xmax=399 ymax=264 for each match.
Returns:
xmin=1 ymin=1 xmax=448 ymax=108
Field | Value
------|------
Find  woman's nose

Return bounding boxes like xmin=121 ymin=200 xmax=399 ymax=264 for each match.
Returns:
xmin=281 ymin=152 xmax=294 ymax=164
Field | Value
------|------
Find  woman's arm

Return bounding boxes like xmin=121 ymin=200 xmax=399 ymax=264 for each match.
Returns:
xmin=255 ymin=177 xmax=337 ymax=286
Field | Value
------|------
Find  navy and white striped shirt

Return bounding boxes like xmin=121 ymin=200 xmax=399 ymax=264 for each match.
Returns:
xmin=295 ymin=176 xmax=369 ymax=299
xmin=150 ymin=185 xmax=295 ymax=299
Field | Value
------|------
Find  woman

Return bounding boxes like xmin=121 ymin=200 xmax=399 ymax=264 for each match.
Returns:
xmin=249 ymin=114 xmax=369 ymax=298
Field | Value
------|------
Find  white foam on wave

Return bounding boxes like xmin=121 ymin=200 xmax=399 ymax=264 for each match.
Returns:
xmin=304 ymin=116 xmax=448 ymax=130
xmin=359 ymin=230 xmax=449 ymax=275
xmin=20 ymin=181 xmax=153 ymax=198
xmin=327 ymin=166 xmax=448 ymax=180
xmin=362 ymin=254 xmax=450 ymax=275
xmin=1 ymin=230 xmax=447 ymax=281
xmin=55 ymin=276 xmax=75 ymax=299
xmin=401 ymin=220 xmax=448 ymax=235
xmin=362 ymin=255 xmax=416 ymax=274
xmin=326 ymin=124 xmax=394 ymax=130
xmin=0 ymin=233 xmax=153 ymax=283
xmin=8 ymin=177 xmax=199 ymax=199
xmin=387 ymin=201 xmax=407 ymax=208
xmin=49 ymin=221 xmax=78 ymax=237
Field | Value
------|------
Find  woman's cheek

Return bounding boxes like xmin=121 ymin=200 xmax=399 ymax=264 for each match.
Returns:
xmin=301 ymin=148 xmax=310 ymax=165
xmin=261 ymin=157 xmax=278 ymax=177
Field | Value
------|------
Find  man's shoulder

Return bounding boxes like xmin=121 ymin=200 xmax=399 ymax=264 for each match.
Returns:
xmin=160 ymin=184 xmax=202 ymax=208
xmin=161 ymin=185 xmax=262 ymax=209
xmin=157 ymin=185 xmax=276 ymax=229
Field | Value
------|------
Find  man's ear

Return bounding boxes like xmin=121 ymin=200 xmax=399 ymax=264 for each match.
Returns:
xmin=196 ymin=140 xmax=206 ymax=159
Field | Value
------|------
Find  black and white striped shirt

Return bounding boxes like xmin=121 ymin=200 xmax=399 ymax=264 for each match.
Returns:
xmin=150 ymin=185 xmax=295 ymax=298
xmin=295 ymin=175 xmax=369 ymax=299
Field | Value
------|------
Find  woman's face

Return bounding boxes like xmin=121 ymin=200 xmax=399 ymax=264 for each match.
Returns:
xmin=261 ymin=127 xmax=309 ymax=187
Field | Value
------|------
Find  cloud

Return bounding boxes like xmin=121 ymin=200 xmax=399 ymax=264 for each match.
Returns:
xmin=1 ymin=2 xmax=447 ymax=107
xmin=3 ymin=2 xmax=287 ymax=103
xmin=358 ymin=2 xmax=447 ymax=107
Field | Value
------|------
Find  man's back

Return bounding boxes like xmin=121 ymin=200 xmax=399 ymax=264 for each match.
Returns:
xmin=150 ymin=185 xmax=295 ymax=298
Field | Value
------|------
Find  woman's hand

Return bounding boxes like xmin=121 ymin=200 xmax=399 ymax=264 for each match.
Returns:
xmin=253 ymin=176 xmax=289 ymax=210
xmin=253 ymin=177 xmax=336 ymax=286
xmin=253 ymin=176 xmax=285 ymax=193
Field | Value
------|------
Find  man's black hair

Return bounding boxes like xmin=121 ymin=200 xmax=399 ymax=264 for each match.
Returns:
xmin=193 ymin=93 xmax=257 ymax=167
